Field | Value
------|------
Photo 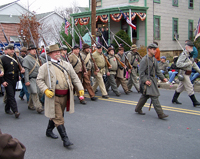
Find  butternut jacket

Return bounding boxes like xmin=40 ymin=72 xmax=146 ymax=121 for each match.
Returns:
xmin=36 ymin=60 xmax=83 ymax=118
xmin=127 ymin=51 xmax=141 ymax=68
xmin=68 ymin=53 xmax=82 ymax=73
xmin=80 ymin=51 xmax=92 ymax=70
xmin=106 ymin=55 xmax=118 ymax=74
xmin=115 ymin=53 xmax=125 ymax=78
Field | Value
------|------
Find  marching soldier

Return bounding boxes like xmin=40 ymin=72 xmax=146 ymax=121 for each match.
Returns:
xmin=60 ymin=45 xmax=68 ymax=61
xmin=80 ymin=43 xmax=98 ymax=101
xmin=68 ymin=45 xmax=87 ymax=104
xmin=172 ymin=41 xmax=200 ymax=107
xmin=135 ymin=44 xmax=168 ymax=119
xmin=18 ymin=47 xmax=29 ymax=102
xmin=127 ymin=44 xmax=141 ymax=93
xmin=105 ymin=46 xmax=121 ymax=96
xmin=37 ymin=44 xmax=84 ymax=147
xmin=92 ymin=44 xmax=109 ymax=98
xmin=23 ymin=45 xmax=44 ymax=113
xmin=1 ymin=44 xmax=25 ymax=118
xmin=115 ymin=45 xmax=130 ymax=94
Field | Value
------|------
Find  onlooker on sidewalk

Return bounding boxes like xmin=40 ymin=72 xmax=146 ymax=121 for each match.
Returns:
xmin=153 ymin=42 xmax=160 ymax=62
xmin=190 ymin=58 xmax=200 ymax=84
xmin=166 ymin=56 xmax=179 ymax=84
xmin=158 ymin=56 xmax=169 ymax=76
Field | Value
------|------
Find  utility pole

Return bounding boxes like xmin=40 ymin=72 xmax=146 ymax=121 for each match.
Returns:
xmin=91 ymin=0 xmax=96 ymax=51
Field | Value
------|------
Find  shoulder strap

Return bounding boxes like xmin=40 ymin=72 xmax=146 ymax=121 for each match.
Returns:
xmin=29 ymin=62 xmax=37 ymax=75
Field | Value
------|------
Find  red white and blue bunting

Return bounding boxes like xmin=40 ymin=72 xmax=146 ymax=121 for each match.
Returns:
xmin=99 ymin=15 xmax=108 ymax=23
xmin=110 ymin=13 xmax=122 ymax=22
xmin=96 ymin=16 xmax=99 ymax=22
xmin=124 ymin=12 xmax=137 ymax=20
xmin=74 ymin=18 xmax=78 ymax=26
xmin=79 ymin=17 xmax=90 ymax=25
xmin=74 ymin=12 xmax=146 ymax=25
xmin=136 ymin=13 xmax=146 ymax=21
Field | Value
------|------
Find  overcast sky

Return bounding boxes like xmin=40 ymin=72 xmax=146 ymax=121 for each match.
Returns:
xmin=0 ymin=0 xmax=89 ymax=13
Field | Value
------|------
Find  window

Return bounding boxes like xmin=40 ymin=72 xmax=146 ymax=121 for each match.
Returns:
xmin=173 ymin=0 xmax=178 ymax=6
xmin=188 ymin=0 xmax=193 ymax=9
xmin=154 ymin=15 xmax=161 ymax=40
xmin=154 ymin=0 xmax=160 ymax=3
xmin=172 ymin=18 xmax=178 ymax=40
xmin=96 ymin=0 xmax=102 ymax=7
xmin=188 ymin=20 xmax=193 ymax=40
xmin=129 ymin=0 xmax=139 ymax=2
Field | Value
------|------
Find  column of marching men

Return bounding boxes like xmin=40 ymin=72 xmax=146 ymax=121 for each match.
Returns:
xmin=1 ymin=40 xmax=200 ymax=148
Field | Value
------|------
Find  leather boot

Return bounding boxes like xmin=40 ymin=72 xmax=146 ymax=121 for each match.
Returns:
xmin=189 ymin=94 xmax=200 ymax=107
xmin=46 ymin=120 xmax=58 ymax=139
xmin=172 ymin=91 xmax=182 ymax=104
xmin=158 ymin=113 xmax=169 ymax=119
xmin=57 ymin=125 xmax=73 ymax=147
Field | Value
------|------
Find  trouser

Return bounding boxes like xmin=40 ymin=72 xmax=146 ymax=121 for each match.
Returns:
xmin=19 ymin=82 xmax=30 ymax=102
xmin=127 ymin=68 xmax=140 ymax=92
xmin=3 ymin=90 xmax=7 ymax=103
xmin=82 ymin=71 xmax=95 ymax=98
xmin=116 ymin=77 xmax=129 ymax=93
xmin=5 ymin=80 xmax=18 ymax=113
xmin=92 ymin=71 xmax=108 ymax=96
xmin=105 ymin=74 xmax=120 ymax=94
xmin=190 ymin=72 xmax=200 ymax=84
xmin=168 ymin=71 xmax=178 ymax=83
xmin=52 ymin=96 xmax=67 ymax=127
xmin=176 ymin=74 xmax=194 ymax=96
xmin=135 ymin=94 xmax=164 ymax=115
xmin=28 ymin=93 xmax=43 ymax=109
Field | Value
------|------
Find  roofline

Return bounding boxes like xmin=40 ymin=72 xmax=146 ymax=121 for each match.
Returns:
xmin=70 ymin=5 xmax=149 ymax=18
xmin=0 ymin=0 xmax=34 ymax=15
xmin=38 ymin=11 xmax=64 ymax=22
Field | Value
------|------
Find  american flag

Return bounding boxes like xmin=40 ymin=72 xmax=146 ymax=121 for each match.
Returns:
xmin=119 ymin=9 xmax=136 ymax=30
xmin=65 ymin=19 xmax=70 ymax=36
xmin=194 ymin=18 xmax=200 ymax=41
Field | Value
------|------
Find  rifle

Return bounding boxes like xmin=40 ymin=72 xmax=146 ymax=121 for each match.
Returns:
xmin=0 ymin=23 xmax=9 ymax=43
xmin=27 ymin=27 xmax=42 ymax=66
xmin=0 ymin=39 xmax=5 ymax=47
xmin=112 ymin=35 xmax=131 ymax=69
xmin=85 ymin=26 xmax=112 ymax=68
xmin=74 ymin=25 xmax=85 ymax=44
xmin=14 ymin=26 xmax=24 ymax=47
xmin=40 ymin=34 xmax=52 ymax=89
xmin=110 ymin=30 xmax=142 ymax=59
xmin=14 ymin=52 xmax=23 ymax=71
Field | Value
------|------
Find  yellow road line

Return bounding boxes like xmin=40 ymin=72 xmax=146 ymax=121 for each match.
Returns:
xmin=85 ymin=94 xmax=200 ymax=116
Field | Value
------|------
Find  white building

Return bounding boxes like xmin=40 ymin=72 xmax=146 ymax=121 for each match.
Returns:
xmin=70 ymin=0 xmax=199 ymax=55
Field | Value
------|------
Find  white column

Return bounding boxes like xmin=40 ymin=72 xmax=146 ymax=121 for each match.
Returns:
xmin=129 ymin=9 xmax=133 ymax=43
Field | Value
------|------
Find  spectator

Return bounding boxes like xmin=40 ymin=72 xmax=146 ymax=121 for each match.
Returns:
xmin=153 ymin=41 xmax=160 ymax=62
xmin=190 ymin=58 xmax=200 ymax=84
xmin=158 ymin=56 xmax=169 ymax=76
xmin=166 ymin=56 xmax=179 ymax=84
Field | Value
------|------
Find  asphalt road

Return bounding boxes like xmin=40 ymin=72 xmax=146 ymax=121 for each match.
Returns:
xmin=0 ymin=87 xmax=200 ymax=159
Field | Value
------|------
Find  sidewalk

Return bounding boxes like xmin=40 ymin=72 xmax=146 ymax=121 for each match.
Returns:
xmin=158 ymin=82 xmax=200 ymax=92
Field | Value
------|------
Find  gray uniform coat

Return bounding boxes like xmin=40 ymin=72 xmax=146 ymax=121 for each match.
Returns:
xmin=23 ymin=54 xmax=40 ymax=94
xmin=140 ymin=55 xmax=165 ymax=96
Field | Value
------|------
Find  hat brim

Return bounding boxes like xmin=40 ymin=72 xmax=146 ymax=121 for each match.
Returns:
xmin=28 ymin=47 xmax=37 ymax=50
xmin=47 ymin=49 xmax=61 ymax=54
xmin=130 ymin=47 xmax=137 ymax=50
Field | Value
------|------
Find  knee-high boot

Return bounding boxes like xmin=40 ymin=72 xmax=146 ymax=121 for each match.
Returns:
xmin=172 ymin=91 xmax=182 ymax=104
xmin=46 ymin=120 xmax=58 ymax=139
xmin=57 ymin=124 xmax=73 ymax=147
xmin=189 ymin=94 xmax=200 ymax=107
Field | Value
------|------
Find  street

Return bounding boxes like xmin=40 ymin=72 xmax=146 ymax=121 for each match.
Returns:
xmin=0 ymin=87 xmax=200 ymax=159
